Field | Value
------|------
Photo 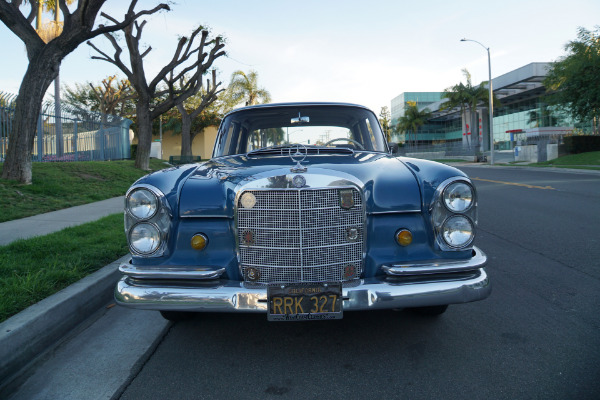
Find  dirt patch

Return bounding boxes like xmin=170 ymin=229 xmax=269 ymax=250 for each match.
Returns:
xmin=74 ymin=173 xmax=107 ymax=181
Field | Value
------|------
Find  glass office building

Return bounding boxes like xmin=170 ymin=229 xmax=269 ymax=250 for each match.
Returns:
xmin=391 ymin=92 xmax=443 ymax=143
xmin=391 ymin=63 xmax=592 ymax=149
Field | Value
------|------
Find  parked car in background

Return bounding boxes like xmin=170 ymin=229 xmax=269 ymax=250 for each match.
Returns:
xmin=116 ymin=103 xmax=490 ymax=321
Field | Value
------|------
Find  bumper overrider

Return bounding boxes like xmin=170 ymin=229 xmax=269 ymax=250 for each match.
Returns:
xmin=115 ymin=246 xmax=490 ymax=312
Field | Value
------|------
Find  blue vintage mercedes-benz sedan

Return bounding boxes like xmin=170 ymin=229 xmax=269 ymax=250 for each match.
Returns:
xmin=116 ymin=103 xmax=490 ymax=321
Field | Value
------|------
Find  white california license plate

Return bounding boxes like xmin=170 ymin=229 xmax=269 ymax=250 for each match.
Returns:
xmin=267 ymin=282 xmax=343 ymax=321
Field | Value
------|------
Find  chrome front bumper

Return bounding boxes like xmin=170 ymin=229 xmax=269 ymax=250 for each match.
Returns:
xmin=115 ymin=247 xmax=491 ymax=312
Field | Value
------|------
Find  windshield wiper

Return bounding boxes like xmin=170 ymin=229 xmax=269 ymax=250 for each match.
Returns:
xmin=246 ymin=144 xmax=298 ymax=157
xmin=247 ymin=145 xmax=355 ymax=157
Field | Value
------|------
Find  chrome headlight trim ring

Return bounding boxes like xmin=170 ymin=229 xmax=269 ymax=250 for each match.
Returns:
xmin=128 ymin=221 xmax=162 ymax=256
xmin=442 ymin=181 xmax=474 ymax=213
xmin=126 ymin=187 xmax=159 ymax=220
xmin=441 ymin=215 xmax=475 ymax=249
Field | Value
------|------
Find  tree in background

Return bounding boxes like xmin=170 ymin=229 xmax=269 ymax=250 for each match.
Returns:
xmin=89 ymin=21 xmax=225 ymax=170
xmin=395 ymin=104 xmax=431 ymax=147
xmin=64 ymin=75 xmax=136 ymax=122
xmin=176 ymin=70 xmax=224 ymax=157
xmin=226 ymin=70 xmax=271 ymax=107
xmin=441 ymin=69 xmax=499 ymax=148
xmin=379 ymin=106 xmax=391 ymax=142
xmin=0 ymin=0 xmax=169 ymax=183
xmin=545 ymin=26 xmax=600 ymax=135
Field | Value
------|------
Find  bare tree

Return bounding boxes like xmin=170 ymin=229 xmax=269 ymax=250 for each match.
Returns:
xmin=176 ymin=70 xmax=223 ymax=157
xmin=0 ymin=0 xmax=169 ymax=183
xmin=89 ymin=75 xmax=136 ymax=124
xmin=88 ymin=21 xmax=225 ymax=169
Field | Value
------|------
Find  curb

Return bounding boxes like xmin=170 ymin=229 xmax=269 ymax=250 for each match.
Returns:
xmin=0 ymin=255 xmax=129 ymax=389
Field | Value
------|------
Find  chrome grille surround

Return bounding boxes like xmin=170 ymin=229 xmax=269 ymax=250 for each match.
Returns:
xmin=236 ymin=187 xmax=364 ymax=285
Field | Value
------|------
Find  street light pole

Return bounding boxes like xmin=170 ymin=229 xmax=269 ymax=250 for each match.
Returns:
xmin=461 ymin=38 xmax=494 ymax=165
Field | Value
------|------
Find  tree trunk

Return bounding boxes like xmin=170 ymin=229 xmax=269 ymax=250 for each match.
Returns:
xmin=1 ymin=56 xmax=59 ymax=183
xmin=135 ymin=100 xmax=152 ymax=170
xmin=178 ymin=104 xmax=193 ymax=157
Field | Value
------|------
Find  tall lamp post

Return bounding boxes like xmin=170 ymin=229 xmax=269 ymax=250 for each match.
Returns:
xmin=461 ymin=38 xmax=494 ymax=165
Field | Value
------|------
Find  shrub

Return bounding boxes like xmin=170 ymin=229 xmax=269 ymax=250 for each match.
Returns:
xmin=130 ymin=144 xmax=138 ymax=160
xmin=564 ymin=136 xmax=600 ymax=154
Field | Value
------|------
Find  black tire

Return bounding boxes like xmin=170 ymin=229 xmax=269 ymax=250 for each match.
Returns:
xmin=409 ymin=305 xmax=449 ymax=316
xmin=160 ymin=310 xmax=195 ymax=321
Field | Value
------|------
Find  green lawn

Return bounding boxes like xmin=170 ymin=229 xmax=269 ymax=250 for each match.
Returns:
xmin=534 ymin=151 xmax=600 ymax=167
xmin=0 ymin=159 xmax=167 ymax=222
xmin=0 ymin=213 xmax=128 ymax=323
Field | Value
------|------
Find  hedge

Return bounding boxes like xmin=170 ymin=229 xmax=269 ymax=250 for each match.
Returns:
xmin=564 ymin=136 xmax=600 ymax=154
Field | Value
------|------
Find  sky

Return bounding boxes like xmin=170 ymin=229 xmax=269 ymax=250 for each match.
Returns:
xmin=1 ymin=0 xmax=599 ymax=115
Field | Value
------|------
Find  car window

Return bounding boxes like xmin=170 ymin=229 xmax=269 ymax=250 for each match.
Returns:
xmin=214 ymin=105 xmax=387 ymax=157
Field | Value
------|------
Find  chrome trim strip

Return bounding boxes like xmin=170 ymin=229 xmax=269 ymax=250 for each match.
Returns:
xmin=120 ymin=259 xmax=226 ymax=280
xmin=115 ymin=268 xmax=491 ymax=311
xmin=368 ymin=209 xmax=421 ymax=215
xmin=381 ymin=246 xmax=487 ymax=276
xmin=179 ymin=215 xmax=234 ymax=219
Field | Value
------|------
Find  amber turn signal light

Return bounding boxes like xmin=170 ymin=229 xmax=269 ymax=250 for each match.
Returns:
xmin=191 ymin=233 xmax=208 ymax=250
xmin=395 ymin=229 xmax=413 ymax=246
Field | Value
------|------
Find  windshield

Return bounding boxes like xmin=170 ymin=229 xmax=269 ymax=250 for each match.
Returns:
xmin=213 ymin=105 xmax=387 ymax=157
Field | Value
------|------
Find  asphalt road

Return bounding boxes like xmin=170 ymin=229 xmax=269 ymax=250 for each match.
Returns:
xmin=119 ymin=166 xmax=600 ymax=400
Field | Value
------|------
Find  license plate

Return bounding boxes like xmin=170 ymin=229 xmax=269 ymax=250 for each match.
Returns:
xmin=267 ymin=282 xmax=343 ymax=321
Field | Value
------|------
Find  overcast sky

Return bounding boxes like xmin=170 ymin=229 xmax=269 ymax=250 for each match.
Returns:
xmin=1 ymin=0 xmax=598 ymax=114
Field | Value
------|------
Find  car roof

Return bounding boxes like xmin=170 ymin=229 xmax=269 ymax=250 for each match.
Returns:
xmin=224 ymin=102 xmax=373 ymax=117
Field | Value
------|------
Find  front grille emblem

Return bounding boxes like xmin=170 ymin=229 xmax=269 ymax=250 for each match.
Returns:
xmin=346 ymin=227 xmax=359 ymax=242
xmin=242 ymin=230 xmax=254 ymax=245
xmin=339 ymin=189 xmax=354 ymax=209
xmin=292 ymin=175 xmax=306 ymax=188
xmin=344 ymin=265 xmax=356 ymax=279
xmin=240 ymin=192 xmax=256 ymax=209
xmin=246 ymin=267 xmax=260 ymax=281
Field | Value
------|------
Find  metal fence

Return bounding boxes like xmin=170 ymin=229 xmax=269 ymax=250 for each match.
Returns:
xmin=393 ymin=131 xmax=572 ymax=164
xmin=0 ymin=92 xmax=132 ymax=162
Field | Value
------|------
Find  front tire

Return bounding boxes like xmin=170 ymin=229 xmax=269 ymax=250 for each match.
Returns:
xmin=160 ymin=311 xmax=195 ymax=321
xmin=409 ymin=305 xmax=449 ymax=316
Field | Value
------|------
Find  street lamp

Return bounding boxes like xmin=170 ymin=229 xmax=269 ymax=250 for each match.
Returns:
xmin=461 ymin=38 xmax=494 ymax=165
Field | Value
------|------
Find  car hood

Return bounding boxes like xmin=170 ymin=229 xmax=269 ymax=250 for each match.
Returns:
xmin=179 ymin=152 xmax=422 ymax=217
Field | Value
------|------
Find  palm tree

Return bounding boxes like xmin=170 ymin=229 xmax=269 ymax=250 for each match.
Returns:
xmin=396 ymin=104 xmax=431 ymax=147
xmin=226 ymin=70 xmax=271 ymax=107
xmin=441 ymin=69 xmax=500 ymax=149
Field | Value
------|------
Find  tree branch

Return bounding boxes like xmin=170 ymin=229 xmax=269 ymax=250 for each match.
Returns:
xmin=89 ymin=3 xmax=170 ymax=39
xmin=0 ymin=0 xmax=45 ymax=56
xmin=87 ymin=33 xmax=133 ymax=79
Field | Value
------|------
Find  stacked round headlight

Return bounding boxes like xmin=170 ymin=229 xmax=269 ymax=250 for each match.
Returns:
xmin=125 ymin=186 xmax=168 ymax=257
xmin=432 ymin=179 xmax=477 ymax=250
xmin=441 ymin=215 xmax=474 ymax=248
xmin=127 ymin=189 xmax=158 ymax=219
xmin=443 ymin=182 xmax=473 ymax=212
xmin=129 ymin=223 xmax=161 ymax=254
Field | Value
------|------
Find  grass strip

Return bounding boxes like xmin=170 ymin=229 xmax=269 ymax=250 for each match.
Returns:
xmin=0 ymin=213 xmax=128 ymax=323
xmin=0 ymin=159 xmax=167 ymax=222
xmin=533 ymin=151 xmax=600 ymax=167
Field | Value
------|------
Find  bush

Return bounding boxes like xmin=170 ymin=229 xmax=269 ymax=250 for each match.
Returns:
xmin=564 ymin=136 xmax=600 ymax=154
xmin=130 ymin=144 xmax=138 ymax=160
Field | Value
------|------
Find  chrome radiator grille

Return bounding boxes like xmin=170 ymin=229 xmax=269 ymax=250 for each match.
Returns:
xmin=237 ymin=188 xmax=364 ymax=284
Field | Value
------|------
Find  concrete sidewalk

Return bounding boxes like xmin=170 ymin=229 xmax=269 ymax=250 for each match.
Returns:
xmin=0 ymin=196 xmax=170 ymax=398
xmin=0 ymin=196 xmax=125 ymax=246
